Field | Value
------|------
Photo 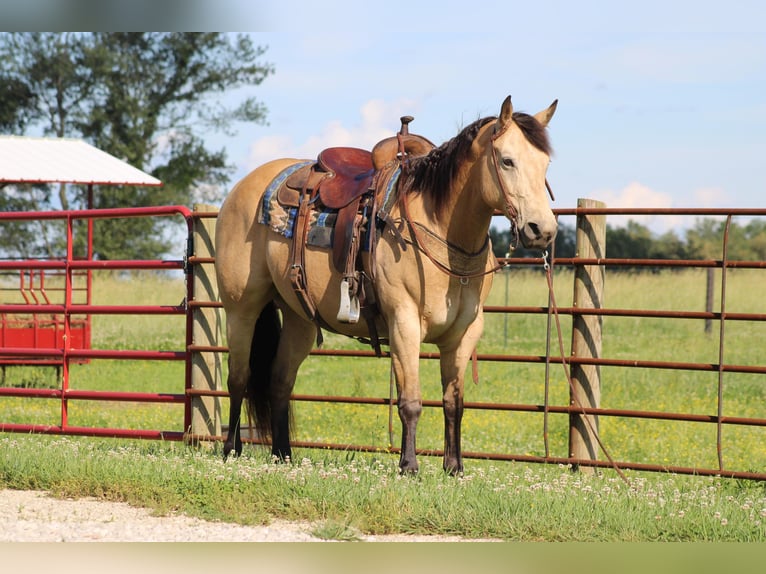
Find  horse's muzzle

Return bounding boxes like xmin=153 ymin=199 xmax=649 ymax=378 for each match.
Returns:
xmin=520 ymin=220 xmax=557 ymax=249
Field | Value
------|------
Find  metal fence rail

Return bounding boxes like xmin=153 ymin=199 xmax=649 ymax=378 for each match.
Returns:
xmin=2 ymin=204 xmax=765 ymax=481
xmin=185 ymin=205 xmax=766 ymax=481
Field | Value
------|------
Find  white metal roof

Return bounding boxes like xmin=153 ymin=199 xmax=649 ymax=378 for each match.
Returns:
xmin=0 ymin=135 xmax=162 ymax=186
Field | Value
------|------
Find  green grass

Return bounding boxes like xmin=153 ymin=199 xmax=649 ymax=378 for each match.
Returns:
xmin=2 ymin=268 xmax=766 ymax=540
xmin=1 ymin=435 xmax=765 ymax=541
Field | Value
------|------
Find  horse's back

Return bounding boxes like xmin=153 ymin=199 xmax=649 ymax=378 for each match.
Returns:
xmin=218 ymin=159 xmax=301 ymax=226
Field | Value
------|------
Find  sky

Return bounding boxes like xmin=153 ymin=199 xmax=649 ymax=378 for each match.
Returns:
xmin=3 ymin=0 xmax=766 ymax=233
xmin=201 ymin=0 xmax=766 ymax=233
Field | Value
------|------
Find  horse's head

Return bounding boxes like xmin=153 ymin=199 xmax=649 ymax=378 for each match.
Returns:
xmin=485 ymin=95 xmax=558 ymax=249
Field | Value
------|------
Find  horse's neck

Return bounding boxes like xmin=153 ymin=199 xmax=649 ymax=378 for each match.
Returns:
xmin=417 ymin=158 xmax=494 ymax=254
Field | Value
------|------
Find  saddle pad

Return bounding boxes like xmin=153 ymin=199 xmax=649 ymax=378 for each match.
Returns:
xmin=257 ymin=160 xmax=338 ymax=248
xmin=379 ymin=166 xmax=401 ymax=215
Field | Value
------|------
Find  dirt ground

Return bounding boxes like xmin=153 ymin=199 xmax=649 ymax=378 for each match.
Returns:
xmin=0 ymin=488 xmax=499 ymax=542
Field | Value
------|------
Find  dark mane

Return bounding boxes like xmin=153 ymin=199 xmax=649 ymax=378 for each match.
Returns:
xmin=399 ymin=116 xmax=494 ymax=217
xmin=399 ymin=112 xmax=552 ymax=218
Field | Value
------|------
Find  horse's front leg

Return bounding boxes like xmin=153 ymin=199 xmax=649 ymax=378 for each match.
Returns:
xmin=438 ymin=313 xmax=485 ymax=475
xmin=390 ymin=319 xmax=423 ymax=474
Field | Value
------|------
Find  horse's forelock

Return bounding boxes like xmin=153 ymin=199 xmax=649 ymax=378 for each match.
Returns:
xmin=511 ymin=111 xmax=553 ymax=156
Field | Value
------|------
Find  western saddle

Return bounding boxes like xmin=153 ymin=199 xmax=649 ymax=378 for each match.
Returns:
xmin=274 ymin=116 xmax=434 ymax=353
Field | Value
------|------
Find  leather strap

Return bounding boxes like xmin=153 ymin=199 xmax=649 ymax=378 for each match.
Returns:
xmin=287 ymin=180 xmax=325 ymax=347
xmin=489 ymin=122 xmax=519 ymax=223
xmin=400 ymin=193 xmax=506 ymax=281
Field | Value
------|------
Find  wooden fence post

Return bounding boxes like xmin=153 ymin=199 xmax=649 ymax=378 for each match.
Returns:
xmin=190 ymin=204 xmax=222 ymax=442
xmin=569 ymin=198 xmax=606 ymax=473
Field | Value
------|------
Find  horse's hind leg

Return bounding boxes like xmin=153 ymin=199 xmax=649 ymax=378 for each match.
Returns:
xmin=267 ymin=304 xmax=316 ymax=461
xmin=223 ymin=306 xmax=263 ymax=459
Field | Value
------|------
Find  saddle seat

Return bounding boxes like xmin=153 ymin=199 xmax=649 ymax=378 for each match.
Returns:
xmin=279 ymin=147 xmax=374 ymax=209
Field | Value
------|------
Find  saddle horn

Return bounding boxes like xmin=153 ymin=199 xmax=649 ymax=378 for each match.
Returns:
xmin=399 ymin=115 xmax=414 ymax=135
xmin=371 ymin=115 xmax=435 ymax=170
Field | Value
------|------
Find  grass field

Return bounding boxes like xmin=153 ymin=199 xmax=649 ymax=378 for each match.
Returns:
xmin=1 ymin=267 xmax=766 ymax=540
xmin=2 ymin=267 xmax=765 ymax=471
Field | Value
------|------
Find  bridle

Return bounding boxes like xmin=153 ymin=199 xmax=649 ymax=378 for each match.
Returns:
xmin=489 ymin=120 xmax=521 ymax=225
xmin=489 ymin=119 xmax=556 ymax=225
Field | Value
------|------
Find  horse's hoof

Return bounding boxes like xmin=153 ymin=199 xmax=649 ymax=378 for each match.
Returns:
xmin=223 ymin=443 xmax=240 ymax=461
xmin=443 ymin=458 xmax=463 ymax=476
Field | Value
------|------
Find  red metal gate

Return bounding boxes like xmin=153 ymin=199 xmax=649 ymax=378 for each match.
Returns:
xmin=0 ymin=206 xmax=195 ymax=440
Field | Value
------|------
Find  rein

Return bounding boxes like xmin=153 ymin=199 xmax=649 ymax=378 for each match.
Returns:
xmin=542 ymin=251 xmax=630 ymax=486
xmin=399 ymin=193 xmax=506 ymax=281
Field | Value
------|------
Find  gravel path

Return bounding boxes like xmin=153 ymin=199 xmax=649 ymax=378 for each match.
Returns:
xmin=0 ymin=489 xmax=497 ymax=542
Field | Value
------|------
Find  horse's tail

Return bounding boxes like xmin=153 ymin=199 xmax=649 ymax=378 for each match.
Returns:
xmin=246 ymin=300 xmax=281 ymax=443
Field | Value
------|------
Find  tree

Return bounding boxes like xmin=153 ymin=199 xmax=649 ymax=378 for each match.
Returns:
xmin=686 ymin=217 xmax=766 ymax=261
xmin=606 ymin=220 xmax=654 ymax=259
xmin=489 ymin=222 xmax=575 ymax=260
xmin=0 ymin=32 xmax=273 ymax=259
xmin=0 ymin=76 xmax=37 ymax=133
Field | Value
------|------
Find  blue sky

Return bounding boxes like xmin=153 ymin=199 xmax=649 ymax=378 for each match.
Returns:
xmin=201 ymin=0 xmax=766 ymax=232
xmin=3 ymin=0 xmax=764 ymax=232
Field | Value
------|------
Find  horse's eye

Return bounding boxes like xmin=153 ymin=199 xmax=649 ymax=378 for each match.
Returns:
xmin=502 ymin=157 xmax=515 ymax=168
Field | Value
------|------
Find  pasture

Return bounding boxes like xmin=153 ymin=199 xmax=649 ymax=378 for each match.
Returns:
xmin=1 ymin=267 xmax=765 ymax=540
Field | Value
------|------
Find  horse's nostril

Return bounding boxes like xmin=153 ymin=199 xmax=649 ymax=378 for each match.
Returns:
xmin=528 ymin=222 xmax=542 ymax=239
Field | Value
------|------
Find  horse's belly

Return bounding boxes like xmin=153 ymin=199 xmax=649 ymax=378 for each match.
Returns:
xmin=267 ymin=239 xmax=380 ymax=340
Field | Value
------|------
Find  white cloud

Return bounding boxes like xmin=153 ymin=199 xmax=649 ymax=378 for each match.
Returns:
xmin=245 ymin=98 xmax=419 ymax=171
xmin=598 ymin=182 xmax=671 ymax=208
xmin=594 ymin=182 xmax=682 ymax=232
xmin=246 ymin=133 xmax=303 ymax=165
xmin=590 ymin=183 xmax=736 ymax=234
xmin=692 ymin=187 xmax=727 ymax=207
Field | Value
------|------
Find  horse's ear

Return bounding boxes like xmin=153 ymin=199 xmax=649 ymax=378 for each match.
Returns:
xmin=534 ymin=99 xmax=558 ymax=128
xmin=499 ymin=95 xmax=513 ymax=126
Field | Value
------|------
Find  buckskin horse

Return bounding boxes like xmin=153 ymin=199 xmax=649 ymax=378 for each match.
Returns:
xmin=215 ymin=95 xmax=558 ymax=474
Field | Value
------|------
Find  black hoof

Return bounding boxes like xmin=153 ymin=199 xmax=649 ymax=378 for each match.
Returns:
xmin=223 ymin=442 xmax=241 ymax=461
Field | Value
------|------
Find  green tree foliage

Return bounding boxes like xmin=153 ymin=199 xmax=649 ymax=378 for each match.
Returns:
xmin=686 ymin=217 xmax=766 ymax=261
xmin=0 ymin=32 xmax=273 ymax=259
xmin=490 ymin=222 xmax=576 ymax=259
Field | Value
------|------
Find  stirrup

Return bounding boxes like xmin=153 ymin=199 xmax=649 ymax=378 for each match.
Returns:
xmin=337 ymin=278 xmax=360 ymax=323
